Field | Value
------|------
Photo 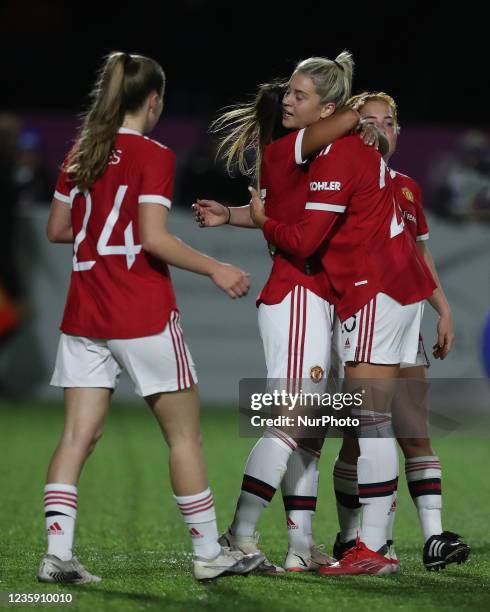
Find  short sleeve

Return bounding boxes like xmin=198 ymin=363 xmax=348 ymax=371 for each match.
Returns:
xmin=305 ymin=142 xmax=358 ymax=214
xmin=54 ymin=167 xmax=72 ymax=204
xmin=294 ymin=128 xmax=307 ymax=165
xmin=138 ymin=147 xmax=176 ymax=209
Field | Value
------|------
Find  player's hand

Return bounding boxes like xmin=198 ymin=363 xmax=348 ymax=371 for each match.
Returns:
xmin=192 ymin=199 xmax=229 ymax=227
xmin=358 ymin=121 xmax=380 ymax=148
xmin=211 ymin=262 xmax=250 ymax=299
xmin=433 ymin=312 xmax=454 ymax=359
xmin=248 ymin=187 xmax=267 ymax=228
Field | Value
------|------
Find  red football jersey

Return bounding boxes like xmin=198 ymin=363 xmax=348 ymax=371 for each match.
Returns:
xmin=54 ymin=127 xmax=178 ymax=339
xmin=257 ymin=129 xmax=334 ymax=306
xmin=263 ymin=135 xmax=436 ymax=321
xmin=391 ymin=170 xmax=429 ymax=243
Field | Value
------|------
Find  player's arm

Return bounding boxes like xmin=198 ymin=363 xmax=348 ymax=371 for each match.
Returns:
xmin=250 ymin=148 xmax=354 ymax=259
xmin=300 ymin=108 xmax=389 ymax=160
xmin=300 ymin=108 xmax=360 ymax=160
xmin=193 ymin=200 xmax=257 ymax=228
xmin=250 ymin=186 xmax=339 ymax=259
xmin=139 ymin=202 xmax=250 ymax=298
xmin=47 ymin=197 xmax=73 ymax=243
xmin=416 ymin=240 xmax=454 ymax=359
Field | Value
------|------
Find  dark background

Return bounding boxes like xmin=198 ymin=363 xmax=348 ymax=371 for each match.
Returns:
xmin=1 ymin=0 xmax=487 ymax=125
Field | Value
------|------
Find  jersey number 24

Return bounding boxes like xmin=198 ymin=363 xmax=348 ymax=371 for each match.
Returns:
xmin=69 ymin=185 xmax=141 ymax=272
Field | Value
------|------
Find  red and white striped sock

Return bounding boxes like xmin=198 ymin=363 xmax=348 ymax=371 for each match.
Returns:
xmin=174 ymin=488 xmax=220 ymax=559
xmin=44 ymin=483 xmax=77 ymax=561
xmin=281 ymin=445 xmax=320 ymax=555
xmin=333 ymin=458 xmax=361 ymax=543
xmin=231 ymin=427 xmax=297 ymax=538
xmin=357 ymin=436 xmax=399 ymax=552
xmin=405 ymin=455 xmax=442 ymax=541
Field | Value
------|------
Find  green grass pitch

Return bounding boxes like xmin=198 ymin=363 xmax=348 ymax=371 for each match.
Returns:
xmin=1 ymin=402 xmax=489 ymax=611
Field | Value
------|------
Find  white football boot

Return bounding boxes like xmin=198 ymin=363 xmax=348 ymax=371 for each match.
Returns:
xmin=284 ymin=544 xmax=336 ymax=572
xmin=193 ymin=546 xmax=265 ymax=581
xmin=37 ymin=554 xmax=101 ymax=584
xmin=218 ymin=529 xmax=285 ymax=575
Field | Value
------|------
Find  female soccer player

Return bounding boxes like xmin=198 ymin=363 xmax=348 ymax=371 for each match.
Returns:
xmin=249 ymin=84 xmax=437 ymax=574
xmin=330 ymin=92 xmax=469 ymax=571
xmin=195 ymin=53 xmax=384 ymax=573
xmin=37 ymin=51 xmax=264 ymax=583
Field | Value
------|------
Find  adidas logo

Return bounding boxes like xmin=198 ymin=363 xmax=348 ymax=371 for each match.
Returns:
xmin=47 ymin=522 xmax=64 ymax=536
xmin=189 ymin=527 xmax=203 ymax=538
xmin=287 ymin=518 xmax=298 ymax=530
xmin=345 ymin=338 xmax=350 ymax=348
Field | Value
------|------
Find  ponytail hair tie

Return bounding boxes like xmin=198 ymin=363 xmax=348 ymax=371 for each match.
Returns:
xmin=333 ymin=59 xmax=344 ymax=71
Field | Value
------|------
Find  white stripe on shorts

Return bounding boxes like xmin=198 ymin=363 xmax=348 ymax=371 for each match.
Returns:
xmin=169 ymin=311 xmax=193 ymax=390
xmin=287 ymin=287 xmax=308 ymax=394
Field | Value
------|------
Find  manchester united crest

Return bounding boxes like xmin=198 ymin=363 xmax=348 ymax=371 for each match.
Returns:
xmin=310 ymin=365 xmax=324 ymax=383
xmin=402 ymin=187 xmax=414 ymax=203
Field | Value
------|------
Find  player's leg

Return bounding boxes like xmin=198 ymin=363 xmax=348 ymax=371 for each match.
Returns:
xmin=224 ymin=289 xmax=304 ymax=568
xmin=282 ymin=438 xmax=336 ymax=571
xmin=320 ymin=294 xmax=421 ymax=576
xmin=395 ymin=361 xmax=469 ymax=570
xmin=110 ymin=317 xmax=264 ymax=580
xmin=332 ymin=435 xmax=361 ymax=559
xmin=39 ymin=335 xmax=118 ymax=583
xmin=146 ymin=387 xmax=217 ymax=551
xmin=147 ymin=387 xmax=264 ymax=579
xmin=225 ymin=288 xmax=330 ymax=571
xmin=394 ymin=363 xmax=439 ymax=541
xmin=329 ymin=315 xmax=363 ymax=558
xmin=281 ymin=292 xmax=334 ymax=570
xmin=345 ymin=362 xmax=399 ymax=553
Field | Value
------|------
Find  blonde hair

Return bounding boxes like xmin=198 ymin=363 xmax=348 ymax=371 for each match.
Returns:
xmin=294 ymin=50 xmax=354 ymax=107
xmin=211 ymin=51 xmax=354 ymax=179
xmin=347 ymin=91 xmax=400 ymax=133
xmin=66 ymin=51 xmax=165 ymax=191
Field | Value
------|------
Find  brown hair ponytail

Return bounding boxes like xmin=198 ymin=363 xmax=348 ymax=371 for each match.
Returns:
xmin=66 ymin=51 xmax=165 ymax=191
xmin=210 ymin=81 xmax=286 ymax=178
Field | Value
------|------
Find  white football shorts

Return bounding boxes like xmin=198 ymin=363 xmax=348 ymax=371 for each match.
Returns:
xmin=401 ymin=334 xmax=430 ymax=369
xmin=334 ymin=293 xmax=424 ymax=366
xmin=258 ymin=286 xmax=334 ymax=393
xmin=51 ymin=311 xmax=197 ymax=396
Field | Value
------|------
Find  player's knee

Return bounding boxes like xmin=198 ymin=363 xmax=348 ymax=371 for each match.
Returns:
xmin=86 ymin=428 xmax=104 ymax=455
xmin=168 ymin=429 xmax=202 ymax=451
xmin=398 ymin=437 xmax=433 ymax=458
xmin=63 ymin=428 xmax=103 ymax=457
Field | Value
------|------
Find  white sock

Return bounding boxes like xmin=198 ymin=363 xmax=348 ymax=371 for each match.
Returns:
xmin=333 ymin=458 xmax=361 ymax=543
xmin=386 ymin=492 xmax=397 ymax=542
xmin=357 ymin=431 xmax=398 ymax=552
xmin=44 ymin=483 xmax=77 ymax=561
xmin=281 ymin=445 xmax=320 ymax=555
xmin=174 ymin=488 xmax=220 ymax=559
xmin=231 ymin=427 xmax=297 ymax=538
xmin=405 ymin=455 xmax=442 ymax=541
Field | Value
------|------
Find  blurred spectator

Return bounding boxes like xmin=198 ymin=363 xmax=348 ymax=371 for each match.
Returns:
xmin=175 ymin=135 xmax=250 ymax=209
xmin=429 ymin=130 xmax=490 ymax=220
xmin=15 ymin=129 xmax=52 ymax=207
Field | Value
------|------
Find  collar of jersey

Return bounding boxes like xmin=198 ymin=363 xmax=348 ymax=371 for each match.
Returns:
xmin=118 ymin=127 xmax=143 ymax=136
